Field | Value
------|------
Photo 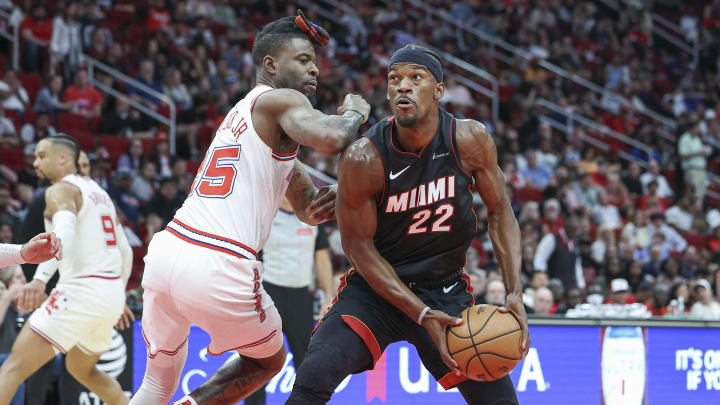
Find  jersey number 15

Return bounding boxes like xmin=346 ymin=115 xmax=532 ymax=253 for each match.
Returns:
xmin=190 ymin=145 xmax=242 ymax=198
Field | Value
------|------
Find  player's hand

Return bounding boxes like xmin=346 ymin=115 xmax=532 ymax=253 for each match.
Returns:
xmin=337 ymin=94 xmax=371 ymax=124
xmin=20 ymin=279 xmax=47 ymax=312
xmin=421 ymin=309 xmax=463 ymax=375
xmin=307 ymin=185 xmax=337 ymax=224
xmin=115 ymin=304 xmax=135 ymax=330
xmin=498 ymin=293 xmax=530 ymax=359
xmin=21 ymin=232 xmax=62 ymax=264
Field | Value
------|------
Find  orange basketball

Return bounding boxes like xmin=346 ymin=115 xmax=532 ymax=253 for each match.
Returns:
xmin=446 ymin=304 xmax=523 ymax=381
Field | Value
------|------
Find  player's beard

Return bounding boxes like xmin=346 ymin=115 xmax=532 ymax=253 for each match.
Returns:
xmin=395 ymin=111 xmax=419 ymax=127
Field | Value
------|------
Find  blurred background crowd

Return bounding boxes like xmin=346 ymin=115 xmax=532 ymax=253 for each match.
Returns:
xmin=0 ymin=0 xmax=718 ymax=332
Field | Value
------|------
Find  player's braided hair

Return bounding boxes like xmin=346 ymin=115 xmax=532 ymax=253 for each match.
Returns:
xmin=46 ymin=133 xmax=81 ymax=172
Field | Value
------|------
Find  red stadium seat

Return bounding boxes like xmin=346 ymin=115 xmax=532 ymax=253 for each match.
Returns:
xmin=515 ymin=187 xmax=543 ymax=203
xmin=70 ymin=133 xmax=96 ymax=152
xmin=57 ymin=113 xmax=90 ymax=133
xmin=100 ymin=135 xmax=129 ymax=154
xmin=3 ymin=109 xmax=20 ymax=132
xmin=683 ymin=232 xmax=707 ymax=251
xmin=17 ymin=73 xmax=41 ymax=104
xmin=0 ymin=147 xmax=25 ymax=171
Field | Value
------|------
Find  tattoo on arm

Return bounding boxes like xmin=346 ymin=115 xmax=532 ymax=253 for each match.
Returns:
xmin=286 ymin=161 xmax=317 ymax=213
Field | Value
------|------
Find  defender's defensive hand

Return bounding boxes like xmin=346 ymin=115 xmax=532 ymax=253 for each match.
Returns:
xmin=498 ymin=293 xmax=530 ymax=359
xmin=307 ymin=185 xmax=337 ymax=224
xmin=21 ymin=232 xmax=62 ymax=264
xmin=20 ymin=279 xmax=47 ymax=312
xmin=115 ymin=304 xmax=135 ymax=330
xmin=421 ymin=309 xmax=463 ymax=375
xmin=337 ymin=94 xmax=371 ymax=124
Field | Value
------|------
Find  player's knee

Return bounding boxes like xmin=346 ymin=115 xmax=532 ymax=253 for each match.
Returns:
xmin=258 ymin=346 xmax=286 ymax=375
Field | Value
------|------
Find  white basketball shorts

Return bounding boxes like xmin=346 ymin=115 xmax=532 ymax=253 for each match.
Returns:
xmin=140 ymin=228 xmax=282 ymax=359
xmin=29 ymin=276 xmax=125 ymax=355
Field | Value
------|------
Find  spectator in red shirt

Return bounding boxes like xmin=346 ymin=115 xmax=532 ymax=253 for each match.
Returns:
xmin=63 ymin=70 xmax=102 ymax=117
xmin=147 ymin=0 xmax=170 ymax=32
xmin=19 ymin=3 xmax=52 ymax=73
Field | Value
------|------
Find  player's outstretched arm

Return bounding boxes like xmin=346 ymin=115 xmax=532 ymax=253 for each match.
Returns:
xmin=21 ymin=183 xmax=81 ymax=311
xmin=457 ymin=119 xmax=529 ymax=357
xmin=255 ymin=89 xmax=370 ymax=156
xmin=0 ymin=231 xmax=61 ymax=267
xmin=337 ymin=138 xmax=462 ymax=374
xmin=285 ymin=160 xmax=336 ymax=225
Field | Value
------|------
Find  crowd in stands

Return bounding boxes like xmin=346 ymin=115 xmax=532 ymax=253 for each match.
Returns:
xmin=0 ymin=0 xmax=717 ymax=322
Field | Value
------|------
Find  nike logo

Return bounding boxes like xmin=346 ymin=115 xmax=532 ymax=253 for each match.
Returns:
xmin=389 ymin=166 xmax=410 ymax=180
xmin=443 ymin=282 xmax=458 ymax=294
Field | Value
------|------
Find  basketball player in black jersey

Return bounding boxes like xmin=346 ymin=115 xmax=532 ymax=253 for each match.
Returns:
xmin=285 ymin=45 xmax=528 ymax=404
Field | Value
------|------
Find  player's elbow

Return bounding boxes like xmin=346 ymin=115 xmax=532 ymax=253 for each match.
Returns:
xmin=314 ymin=131 xmax=352 ymax=156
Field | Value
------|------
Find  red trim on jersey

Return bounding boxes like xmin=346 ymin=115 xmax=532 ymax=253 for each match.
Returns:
xmin=437 ymin=371 xmax=469 ymax=390
xmin=271 ymin=147 xmax=299 ymax=161
xmin=461 ymin=271 xmax=475 ymax=307
xmin=166 ymin=228 xmax=252 ymax=261
xmin=249 ymin=86 xmax=274 ymax=112
xmin=80 ymin=274 xmax=120 ymax=280
xmin=363 ymin=135 xmax=386 ymax=204
xmin=171 ymin=218 xmax=258 ymax=256
xmin=449 ymin=118 xmax=473 ymax=181
xmin=207 ymin=329 xmax=278 ymax=356
xmin=341 ymin=315 xmax=382 ymax=365
xmin=311 ymin=319 xmax=323 ymax=336
xmin=331 ymin=268 xmax=355 ymax=306
xmin=142 ymin=328 xmax=189 ymax=359
xmin=30 ymin=326 xmax=67 ymax=354
xmin=388 ymin=116 xmax=440 ymax=158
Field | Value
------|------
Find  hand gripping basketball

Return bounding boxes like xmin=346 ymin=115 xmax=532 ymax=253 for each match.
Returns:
xmin=447 ymin=304 xmax=525 ymax=381
xmin=420 ymin=309 xmax=464 ymax=375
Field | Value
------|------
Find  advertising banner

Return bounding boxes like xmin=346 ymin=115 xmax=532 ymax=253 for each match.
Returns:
xmin=128 ymin=322 xmax=719 ymax=404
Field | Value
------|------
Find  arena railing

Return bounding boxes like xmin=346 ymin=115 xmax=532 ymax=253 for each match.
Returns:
xmin=296 ymin=0 xmax=500 ymax=123
xmin=81 ymin=54 xmax=177 ymax=154
xmin=536 ymin=98 xmax=720 ymax=200
xmin=384 ymin=0 xmax=679 ymax=136
xmin=595 ymin=0 xmax=699 ymax=66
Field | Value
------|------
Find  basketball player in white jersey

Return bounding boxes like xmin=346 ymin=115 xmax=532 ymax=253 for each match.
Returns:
xmin=131 ymin=11 xmax=370 ymax=405
xmin=0 ymin=135 xmax=133 ymax=405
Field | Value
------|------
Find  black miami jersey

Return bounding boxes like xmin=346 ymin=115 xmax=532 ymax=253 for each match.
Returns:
xmin=364 ymin=108 xmax=476 ymax=282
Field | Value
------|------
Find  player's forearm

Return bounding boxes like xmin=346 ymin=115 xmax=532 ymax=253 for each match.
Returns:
xmin=347 ymin=241 xmax=427 ymax=321
xmin=487 ymin=203 xmax=523 ymax=295
xmin=286 ymin=162 xmax=318 ymax=224
xmin=312 ymin=111 xmax=363 ymax=156
xmin=0 ymin=243 xmax=24 ymax=267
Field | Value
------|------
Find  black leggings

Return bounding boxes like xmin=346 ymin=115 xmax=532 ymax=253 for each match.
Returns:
xmin=285 ymin=312 xmax=518 ymax=405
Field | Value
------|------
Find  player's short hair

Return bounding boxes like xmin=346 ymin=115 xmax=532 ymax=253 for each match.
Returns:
xmin=252 ymin=16 xmax=311 ymax=67
xmin=45 ymin=133 xmax=80 ymax=171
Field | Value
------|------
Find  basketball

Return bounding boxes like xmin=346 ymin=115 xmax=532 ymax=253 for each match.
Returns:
xmin=446 ymin=304 xmax=523 ymax=381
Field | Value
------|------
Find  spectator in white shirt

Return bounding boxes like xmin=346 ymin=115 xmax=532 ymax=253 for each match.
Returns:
xmin=678 ymin=121 xmax=709 ymax=202
xmin=664 ymin=196 xmax=695 ymax=232
xmin=690 ymin=279 xmax=720 ymax=320
xmin=49 ymin=2 xmax=81 ymax=78
xmin=647 ymin=212 xmax=687 ymax=254
xmin=0 ymin=71 xmax=30 ymax=113
xmin=639 ymin=159 xmax=673 ymax=199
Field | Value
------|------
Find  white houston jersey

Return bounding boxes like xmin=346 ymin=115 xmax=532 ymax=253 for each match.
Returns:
xmin=48 ymin=174 xmax=122 ymax=281
xmin=170 ymin=85 xmax=297 ymax=260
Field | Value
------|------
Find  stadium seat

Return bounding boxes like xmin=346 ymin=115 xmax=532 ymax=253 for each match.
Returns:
xmin=17 ymin=73 xmax=42 ymax=104
xmin=3 ymin=109 xmax=20 ymax=132
xmin=58 ymin=113 xmax=90 ymax=133
xmin=70 ymin=132 xmax=96 ymax=151
xmin=100 ymin=135 xmax=130 ymax=155
xmin=683 ymin=232 xmax=707 ymax=250
xmin=515 ymin=187 xmax=544 ymax=203
xmin=0 ymin=147 xmax=24 ymax=171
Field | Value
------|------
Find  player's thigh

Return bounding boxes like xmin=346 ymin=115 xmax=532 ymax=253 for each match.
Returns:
xmin=64 ymin=346 xmax=100 ymax=379
xmin=0 ymin=324 xmax=57 ymax=378
xmin=456 ymin=376 xmax=519 ymax=405
xmin=294 ymin=311 xmax=374 ymax=391
xmin=140 ymin=285 xmax=192 ymax=357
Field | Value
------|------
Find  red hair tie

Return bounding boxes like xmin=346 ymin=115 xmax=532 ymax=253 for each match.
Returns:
xmin=295 ymin=9 xmax=330 ymax=47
